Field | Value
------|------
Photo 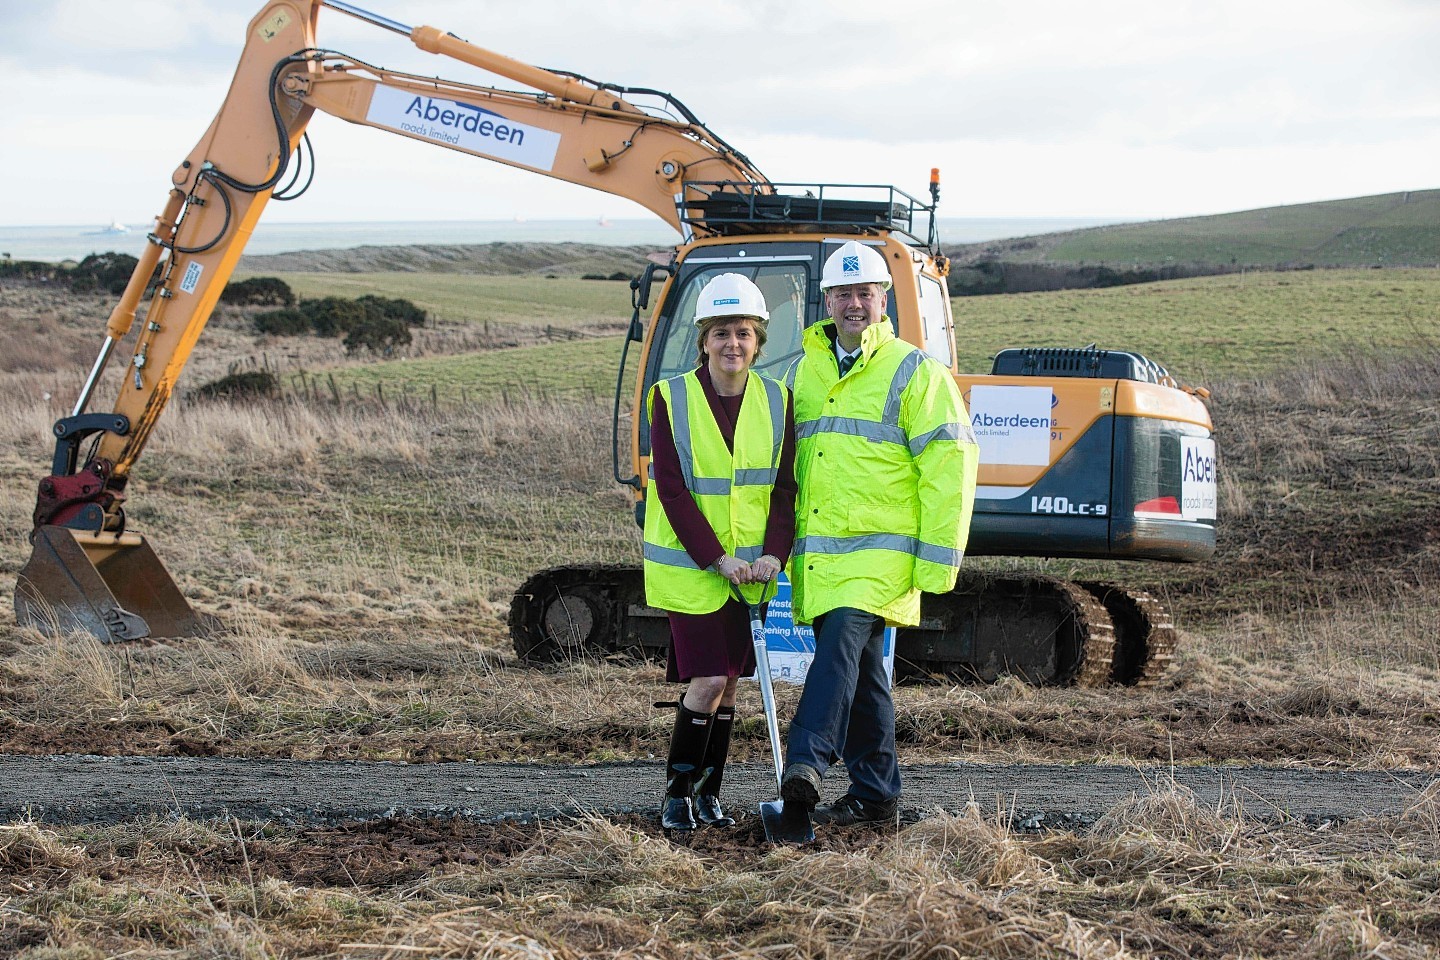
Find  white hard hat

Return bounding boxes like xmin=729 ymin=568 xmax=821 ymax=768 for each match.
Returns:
xmin=821 ymin=240 xmax=892 ymax=291
xmin=693 ymin=273 xmax=770 ymax=323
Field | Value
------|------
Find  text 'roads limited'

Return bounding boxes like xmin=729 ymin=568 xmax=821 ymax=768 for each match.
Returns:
xmin=365 ymin=85 xmax=562 ymax=172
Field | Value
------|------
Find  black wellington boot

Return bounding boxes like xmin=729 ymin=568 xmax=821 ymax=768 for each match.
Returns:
xmin=660 ymin=701 xmax=712 ymax=832
xmin=693 ymin=705 xmax=736 ymax=827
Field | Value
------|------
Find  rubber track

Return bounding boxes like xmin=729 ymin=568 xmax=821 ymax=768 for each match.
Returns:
xmin=1121 ymin=588 xmax=1179 ymax=687
xmin=1079 ymin=581 xmax=1180 ymax=687
xmin=509 ymin=564 xmax=643 ymax=662
xmin=1047 ymin=576 xmax=1116 ymax=689
xmin=512 ymin=565 xmax=1120 ymax=688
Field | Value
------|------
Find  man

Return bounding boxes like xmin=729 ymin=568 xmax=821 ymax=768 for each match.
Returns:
xmin=780 ymin=239 xmax=979 ymax=828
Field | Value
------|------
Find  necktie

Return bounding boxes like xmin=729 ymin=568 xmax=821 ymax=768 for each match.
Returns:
xmin=838 ymin=354 xmax=856 ymax=378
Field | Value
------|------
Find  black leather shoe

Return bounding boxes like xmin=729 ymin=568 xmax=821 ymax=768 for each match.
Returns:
xmin=661 ymin=795 xmax=697 ymax=831
xmin=812 ymin=793 xmax=899 ymax=826
xmin=693 ymin=794 xmax=735 ymax=827
xmin=780 ymin=764 xmax=821 ymax=809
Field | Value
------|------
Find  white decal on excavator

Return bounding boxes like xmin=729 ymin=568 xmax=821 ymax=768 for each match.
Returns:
xmin=366 ymin=85 xmax=562 ymax=172
xmin=967 ymin=385 xmax=1054 ymax=466
xmin=179 ymin=261 xmax=202 ymax=295
xmin=1181 ymin=436 xmax=1217 ymax=520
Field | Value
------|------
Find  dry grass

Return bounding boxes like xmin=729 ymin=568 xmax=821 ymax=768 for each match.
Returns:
xmin=1 ymin=800 xmax=1437 ymax=958
xmin=1 ymin=278 xmax=1439 ymax=768
xmin=3 ymin=274 xmax=1440 ymax=956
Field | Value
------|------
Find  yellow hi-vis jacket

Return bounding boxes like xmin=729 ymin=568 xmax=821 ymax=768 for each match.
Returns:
xmin=643 ymin=369 xmax=788 ymax=614
xmin=789 ymin=318 xmax=979 ymax=626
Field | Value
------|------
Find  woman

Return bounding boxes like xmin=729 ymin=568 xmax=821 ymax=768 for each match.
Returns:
xmin=644 ymin=272 xmax=797 ymax=832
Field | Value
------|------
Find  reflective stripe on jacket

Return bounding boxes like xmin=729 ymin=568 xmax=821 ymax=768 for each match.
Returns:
xmin=643 ymin=369 xmax=788 ymax=614
xmin=790 ymin=318 xmax=979 ymax=626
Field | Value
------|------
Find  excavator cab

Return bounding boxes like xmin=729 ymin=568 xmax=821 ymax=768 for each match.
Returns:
xmin=521 ymin=180 xmax=1218 ymax=685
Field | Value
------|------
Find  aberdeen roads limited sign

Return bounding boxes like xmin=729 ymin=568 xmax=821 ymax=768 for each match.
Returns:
xmin=366 ymin=86 xmax=563 ymax=172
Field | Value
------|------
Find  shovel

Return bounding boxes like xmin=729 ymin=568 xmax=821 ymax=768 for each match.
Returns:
xmin=739 ymin=588 xmax=815 ymax=844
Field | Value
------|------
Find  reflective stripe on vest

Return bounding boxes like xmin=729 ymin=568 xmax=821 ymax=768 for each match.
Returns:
xmin=642 ymin=370 xmax=787 ymax=612
xmin=642 ymin=542 xmax=768 ymax=569
xmin=795 ymin=346 xmax=976 ymax=453
xmin=793 ymin=534 xmax=962 ymax=567
xmin=650 ymin=374 xmax=785 ymax=496
xmin=789 ymin=318 xmax=977 ymax=626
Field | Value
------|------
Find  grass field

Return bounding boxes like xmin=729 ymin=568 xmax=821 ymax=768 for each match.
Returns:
xmin=2 ymin=265 xmax=1439 ymax=958
xmin=950 ymin=267 xmax=1440 ymax=377
xmin=234 ymin=272 xmax=635 ymax=329
xmin=973 ymin=188 xmax=1440 ymax=267
xmin=251 ymin=266 xmax=1440 ymax=398
xmin=308 ymin=334 xmax=626 ymax=405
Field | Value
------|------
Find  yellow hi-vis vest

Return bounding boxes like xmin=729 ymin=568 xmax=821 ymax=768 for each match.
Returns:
xmin=789 ymin=318 xmax=979 ymax=627
xmin=643 ymin=369 xmax=788 ymax=614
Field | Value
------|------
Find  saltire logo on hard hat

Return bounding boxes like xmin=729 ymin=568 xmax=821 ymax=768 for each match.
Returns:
xmin=714 ymin=297 xmax=740 ymax=305
xmin=842 ymin=255 xmax=861 ymax=275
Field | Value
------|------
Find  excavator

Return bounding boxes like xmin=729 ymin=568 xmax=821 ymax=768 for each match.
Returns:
xmin=14 ymin=0 xmax=1217 ymax=688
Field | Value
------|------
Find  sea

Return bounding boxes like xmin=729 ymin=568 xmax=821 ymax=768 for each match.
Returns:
xmin=0 ymin=217 xmax=1125 ymax=264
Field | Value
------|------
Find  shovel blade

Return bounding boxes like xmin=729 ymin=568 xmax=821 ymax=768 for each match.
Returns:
xmin=760 ymin=798 xmax=815 ymax=844
xmin=15 ymin=526 xmax=210 ymax=643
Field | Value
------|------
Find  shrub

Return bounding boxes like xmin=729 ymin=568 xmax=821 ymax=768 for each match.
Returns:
xmin=192 ymin=370 xmax=279 ymax=400
xmin=67 ymin=252 xmax=140 ymax=294
xmin=356 ymin=294 xmax=426 ymax=327
xmin=0 ymin=258 xmax=59 ymax=282
xmin=223 ymin=276 xmax=295 ymax=307
xmin=302 ymin=296 xmax=367 ymax=336
xmin=253 ymin=308 xmax=311 ymax=336
xmin=343 ymin=315 xmax=412 ymax=356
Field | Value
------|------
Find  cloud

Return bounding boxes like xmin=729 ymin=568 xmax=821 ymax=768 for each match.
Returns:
xmin=0 ymin=0 xmax=1436 ymax=225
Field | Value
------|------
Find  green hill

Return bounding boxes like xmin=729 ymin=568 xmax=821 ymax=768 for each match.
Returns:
xmin=955 ymin=189 xmax=1440 ymax=269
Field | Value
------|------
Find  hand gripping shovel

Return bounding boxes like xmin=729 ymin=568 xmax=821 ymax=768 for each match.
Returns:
xmin=740 ymin=590 xmax=815 ymax=844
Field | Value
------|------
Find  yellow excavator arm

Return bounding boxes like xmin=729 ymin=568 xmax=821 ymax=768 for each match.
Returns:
xmin=18 ymin=0 xmax=766 ymax=643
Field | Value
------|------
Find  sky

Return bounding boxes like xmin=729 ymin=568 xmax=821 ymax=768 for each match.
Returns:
xmin=1 ymin=0 xmax=1437 ymax=229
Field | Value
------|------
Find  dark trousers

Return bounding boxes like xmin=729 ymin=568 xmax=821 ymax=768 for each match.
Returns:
xmin=784 ymin=606 xmax=900 ymax=802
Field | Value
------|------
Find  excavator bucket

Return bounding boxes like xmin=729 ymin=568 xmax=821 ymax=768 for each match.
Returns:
xmin=14 ymin=526 xmax=208 ymax=644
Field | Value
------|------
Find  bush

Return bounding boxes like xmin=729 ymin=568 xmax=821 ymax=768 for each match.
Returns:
xmin=192 ymin=370 xmax=279 ymax=400
xmin=946 ymin=259 xmax=1240 ymax=296
xmin=254 ymin=308 xmax=311 ymax=336
xmin=302 ymin=296 xmax=368 ymax=336
xmin=356 ymin=294 xmax=426 ymax=327
xmin=0 ymin=258 xmax=59 ymax=283
xmin=223 ymin=276 xmax=295 ymax=307
xmin=67 ymin=252 xmax=140 ymax=294
xmin=343 ymin=315 xmax=412 ymax=356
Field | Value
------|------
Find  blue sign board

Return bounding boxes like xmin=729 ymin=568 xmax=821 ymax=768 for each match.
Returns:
xmin=757 ymin=574 xmax=895 ymax=687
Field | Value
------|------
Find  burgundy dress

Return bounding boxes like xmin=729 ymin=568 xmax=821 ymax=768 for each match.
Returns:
xmin=650 ymin=366 xmax=797 ymax=682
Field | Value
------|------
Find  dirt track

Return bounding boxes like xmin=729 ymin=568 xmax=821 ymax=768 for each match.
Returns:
xmin=2 ymin=755 xmax=1432 ymax=827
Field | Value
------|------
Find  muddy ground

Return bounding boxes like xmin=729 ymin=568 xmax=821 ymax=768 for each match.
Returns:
xmin=2 ymin=755 xmax=1432 ymax=830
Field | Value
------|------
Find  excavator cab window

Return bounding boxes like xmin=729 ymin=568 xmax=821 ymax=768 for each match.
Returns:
xmin=917 ymin=273 xmax=954 ymax=367
xmin=639 ymin=254 xmax=814 ymax=455
xmin=649 ymin=262 xmax=811 ymax=385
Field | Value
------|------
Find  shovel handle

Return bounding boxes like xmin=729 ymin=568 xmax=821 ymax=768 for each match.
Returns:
xmin=738 ymin=592 xmax=786 ymax=794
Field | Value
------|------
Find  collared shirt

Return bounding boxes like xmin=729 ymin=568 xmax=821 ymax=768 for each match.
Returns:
xmin=835 ymin=343 xmax=862 ymax=377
